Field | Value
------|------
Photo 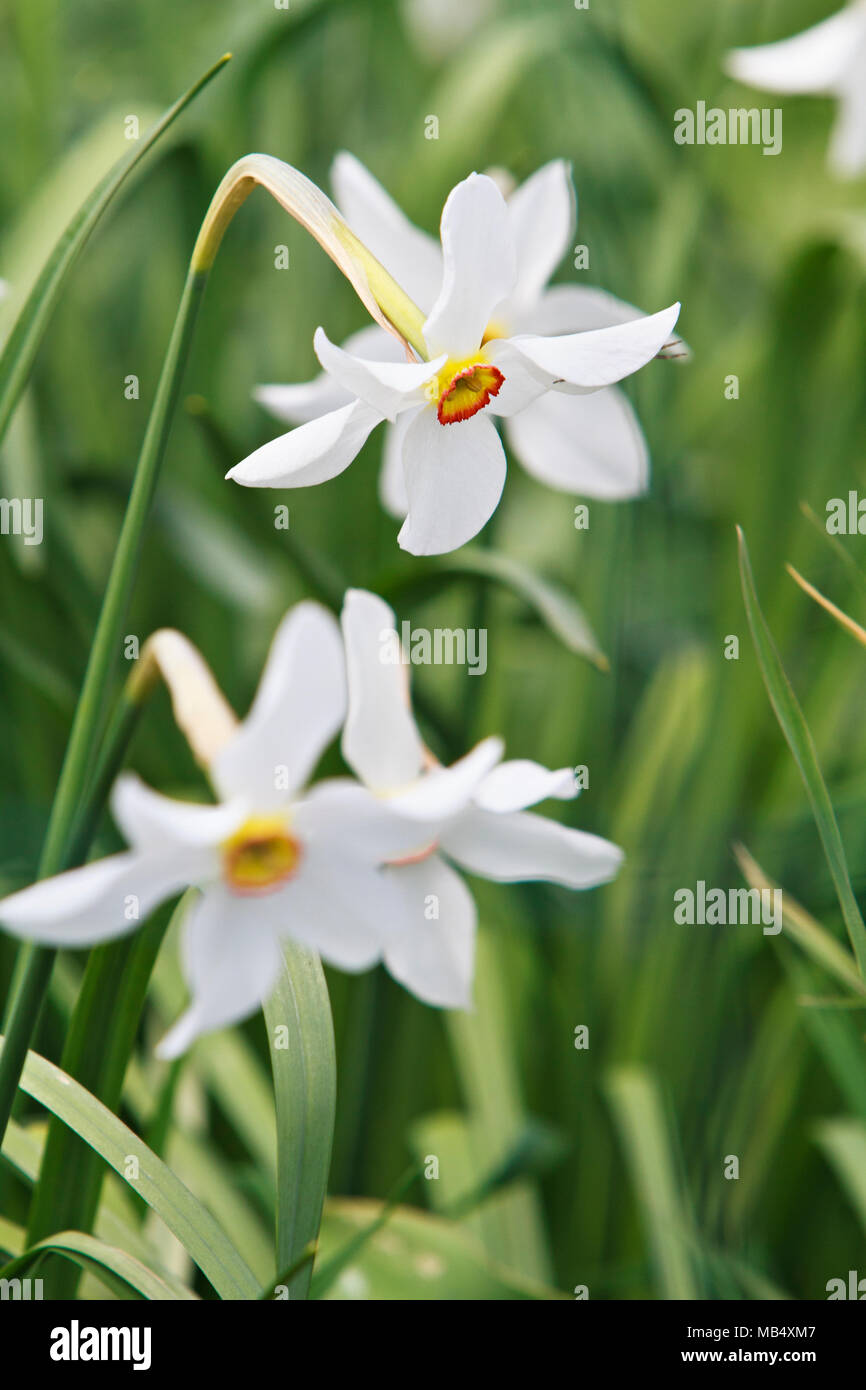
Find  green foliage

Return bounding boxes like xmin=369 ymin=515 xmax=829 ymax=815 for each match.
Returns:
xmin=2 ymin=0 xmax=866 ymax=1300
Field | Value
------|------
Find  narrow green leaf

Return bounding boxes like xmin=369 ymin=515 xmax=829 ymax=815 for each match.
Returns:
xmin=445 ymin=926 xmax=554 ymax=1283
xmin=737 ymin=527 xmax=866 ymax=980
xmin=258 ymin=1243 xmax=317 ymax=1301
xmin=309 ymin=1165 xmax=419 ymax=1300
xmin=799 ymin=501 xmax=866 ymax=596
xmin=382 ymin=547 xmax=608 ymax=668
xmin=264 ymin=941 xmax=336 ymax=1301
xmin=316 ymin=1199 xmax=565 ymax=1301
xmin=605 ymin=1066 xmax=697 ymax=1300
xmin=161 ymin=1130 xmax=275 ymax=1287
xmin=1 ymin=1114 xmax=200 ymax=1279
xmin=816 ymin=1119 xmax=866 ymax=1236
xmin=0 ymin=627 xmax=75 ymax=714
xmin=0 ymin=1230 xmax=197 ymax=1301
xmin=787 ymin=563 xmax=866 ymax=648
xmin=409 ymin=18 xmax=561 ymax=187
xmin=448 ymin=549 xmax=609 ymax=669
xmin=0 ymin=1215 xmax=25 ymax=1258
xmin=26 ymin=912 xmax=170 ymax=1297
xmin=734 ymin=844 xmax=866 ymax=997
xmin=0 ymin=54 xmax=231 ymax=445
xmin=157 ymin=487 xmax=280 ymax=612
xmin=0 ymin=1035 xmax=259 ymax=1299
xmin=444 ymin=1119 xmax=567 ymax=1219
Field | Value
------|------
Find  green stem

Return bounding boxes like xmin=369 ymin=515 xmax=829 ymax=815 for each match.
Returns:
xmin=67 ymin=691 xmax=144 ymax=867
xmin=44 ymin=270 xmax=208 ymax=877
xmin=0 ymin=269 xmax=208 ymax=1148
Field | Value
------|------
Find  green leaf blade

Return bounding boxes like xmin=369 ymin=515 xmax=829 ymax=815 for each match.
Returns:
xmin=2 ymin=1036 xmax=260 ymax=1300
xmin=0 ymin=53 xmax=231 ymax=446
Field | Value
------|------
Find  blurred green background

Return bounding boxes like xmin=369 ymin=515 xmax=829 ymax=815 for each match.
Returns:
xmin=3 ymin=0 xmax=866 ymax=1299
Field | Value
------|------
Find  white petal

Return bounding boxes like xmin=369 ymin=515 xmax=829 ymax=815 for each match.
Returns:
xmin=0 ymin=851 xmax=194 ymax=948
xmin=830 ymin=73 xmax=866 ymax=176
xmin=277 ymin=849 xmax=396 ymax=970
xmin=484 ymin=339 xmax=551 ymax=417
xmin=227 ymin=400 xmax=381 ymax=489
xmin=474 ymin=760 xmax=578 ymax=813
xmin=423 ymin=173 xmax=517 ymax=359
xmin=254 ymin=374 xmax=350 ymax=426
xmin=521 ymin=284 xmax=644 ymax=336
xmin=255 ymin=326 xmax=411 ymax=426
xmin=522 ymin=285 xmax=688 ymax=360
xmin=726 ymin=8 xmax=863 ymax=95
xmin=505 ymin=303 xmax=681 ymax=390
xmin=388 ymin=737 xmax=504 ymax=821
xmin=340 ymin=588 xmax=426 ymax=791
xmin=505 ymin=386 xmax=649 ymax=499
xmin=379 ymin=415 xmax=411 ymax=517
xmin=314 ymin=327 xmax=444 ymax=422
xmin=397 ymin=407 xmax=506 ymax=555
xmin=330 ymin=151 xmax=443 ymax=309
xmin=111 ymin=774 xmax=246 ymax=850
xmin=506 ymin=160 xmax=575 ymax=312
xmin=156 ymin=886 xmax=283 ymax=1058
xmin=441 ymin=807 xmax=623 ymax=888
xmin=212 ymin=602 xmax=346 ymax=805
xmin=294 ymin=779 xmax=438 ymax=864
xmin=383 ymin=854 xmax=476 ymax=1009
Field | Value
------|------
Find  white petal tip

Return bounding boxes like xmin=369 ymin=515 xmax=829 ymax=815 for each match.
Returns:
xmin=155 ymin=1023 xmax=193 ymax=1061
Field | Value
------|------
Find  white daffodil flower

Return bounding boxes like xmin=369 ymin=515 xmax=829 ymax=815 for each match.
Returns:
xmin=339 ymin=589 xmax=624 ymax=1008
xmin=230 ymin=159 xmax=681 ymax=556
xmin=0 ymin=603 xmax=428 ymax=1058
xmin=328 ymin=153 xmax=683 ymax=513
xmin=726 ymin=1 xmax=866 ymax=178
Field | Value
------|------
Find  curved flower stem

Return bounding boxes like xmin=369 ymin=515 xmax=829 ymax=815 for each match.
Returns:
xmin=191 ymin=154 xmax=429 ymax=358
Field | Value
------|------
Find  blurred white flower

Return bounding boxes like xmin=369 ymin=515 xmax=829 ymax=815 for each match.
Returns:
xmin=0 ymin=603 xmax=425 ymax=1057
xmin=400 ymin=0 xmax=495 ymax=61
xmin=339 ymin=589 xmax=624 ymax=1008
xmin=230 ymin=159 xmax=681 ymax=556
xmin=726 ymin=1 xmax=866 ymax=177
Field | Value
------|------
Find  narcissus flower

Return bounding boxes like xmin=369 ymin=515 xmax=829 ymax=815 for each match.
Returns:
xmin=726 ymin=2 xmax=866 ymax=177
xmin=0 ymin=604 xmax=426 ymax=1057
xmin=230 ymin=160 xmax=681 ymax=555
xmin=338 ymin=589 xmax=624 ymax=1007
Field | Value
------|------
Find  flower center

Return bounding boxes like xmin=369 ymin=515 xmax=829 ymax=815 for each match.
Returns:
xmin=222 ymin=815 xmax=302 ymax=895
xmin=433 ymin=354 xmax=504 ymax=425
